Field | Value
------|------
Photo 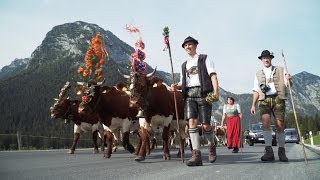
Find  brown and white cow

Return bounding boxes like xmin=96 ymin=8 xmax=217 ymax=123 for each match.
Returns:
xmin=76 ymin=82 xmax=138 ymax=158
xmin=150 ymin=77 xmax=188 ymax=158
xmin=50 ymin=82 xmax=105 ymax=154
xmin=119 ymin=68 xmax=181 ymax=161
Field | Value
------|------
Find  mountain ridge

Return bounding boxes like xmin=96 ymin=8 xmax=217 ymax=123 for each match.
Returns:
xmin=0 ymin=21 xmax=318 ymax=139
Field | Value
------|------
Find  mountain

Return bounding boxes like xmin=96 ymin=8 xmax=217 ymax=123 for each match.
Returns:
xmin=289 ymin=71 xmax=320 ymax=115
xmin=0 ymin=21 xmax=176 ymax=140
xmin=0 ymin=58 xmax=30 ymax=79
xmin=0 ymin=21 xmax=319 ymax=149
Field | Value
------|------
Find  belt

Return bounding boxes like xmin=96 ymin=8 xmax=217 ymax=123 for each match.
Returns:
xmin=187 ymin=86 xmax=200 ymax=89
xmin=265 ymin=94 xmax=278 ymax=98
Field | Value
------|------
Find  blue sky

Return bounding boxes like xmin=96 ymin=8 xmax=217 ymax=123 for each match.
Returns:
xmin=0 ymin=0 xmax=319 ymax=94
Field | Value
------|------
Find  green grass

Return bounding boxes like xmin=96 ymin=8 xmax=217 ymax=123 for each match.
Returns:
xmin=304 ymin=135 xmax=320 ymax=146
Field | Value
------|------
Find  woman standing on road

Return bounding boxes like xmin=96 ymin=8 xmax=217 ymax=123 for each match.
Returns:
xmin=221 ymin=96 xmax=242 ymax=153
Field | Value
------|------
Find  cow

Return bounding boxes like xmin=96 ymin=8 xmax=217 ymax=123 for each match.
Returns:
xmin=184 ymin=124 xmax=226 ymax=150
xmin=150 ymin=77 xmax=188 ymax=158
xmin=50 ymin=82 xmax=105 ymax=154
xmin=76 ymin=81 xmax=138 ymax=158
xmin=119 ymin=68 xmax=183 ymax=161
xmin=215 ymin=125 xmax=227 ymax=146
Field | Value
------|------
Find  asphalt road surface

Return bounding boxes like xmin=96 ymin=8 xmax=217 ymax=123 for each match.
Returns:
xmin=0 ymin=143 xmax=319 ymax=180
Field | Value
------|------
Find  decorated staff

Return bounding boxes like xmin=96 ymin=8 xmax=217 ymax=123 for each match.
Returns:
xmin=162 ymin=26 xmax=184 ymax=162
xmin=281 ymin=50 xmax=308 ymax=164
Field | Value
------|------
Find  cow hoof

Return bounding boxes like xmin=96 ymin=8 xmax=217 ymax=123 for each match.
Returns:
xmin=163 ymin=154 xmax=171 ymax=160
xmin=127 ymin=145 xmax=135 ymax=154
xmin=177 ymin=152 xmax=184 ymax=158
xmin=112 ymin=147 xmax=117 ymax=153
xmin=103 ymin=154 xmax=111 ymax=158
xmin=134 ymin=155 xmax=145 ymax=162
xmin=93 ymin=149 xmax=99 ymax=154
xmin=68 ymin=149 xmax=75 ymax=154
xmin=101 ymin=147 xmax=105 ymax=152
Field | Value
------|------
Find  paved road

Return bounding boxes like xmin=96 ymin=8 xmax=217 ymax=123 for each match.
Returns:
xmin=0 ymin=144 xmax=319 ymax=180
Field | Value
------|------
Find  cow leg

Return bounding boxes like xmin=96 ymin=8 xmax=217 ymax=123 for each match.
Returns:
xmin=177 ymin=124 xmax=187 ymax=159
xmin=103 ymin=130 xmax=113 ymax=158
xmin=177 ymin=137 xmax=185 ymax=158
xmin=134 ymin=131 xmax=142 ymax=156
xmin=146 ymin=134 xmax=151 ymax=155
xmin=123 ymin=131 xmax=135 ymax=153
xmin=92 ymin=130 xmax=99 ymax=154
xmin=112 ymin=131 xmax=118 ymax=153
xmin=68 ymin=133 xmax=80 ymax=154
xmin=162 ymin=126 xmax=171 ymax=160
xmin=169 ymin=130 xmax=176 ymax=149
xmin=112 ymin=140 xmax=118 ymax=152
xmin=135 ymin=128 xmax=148 ymax=161
xmin=151 ymin=137 xmax=157 ymax=150
xmin=99 ymin=132 xmax=106 ymax=152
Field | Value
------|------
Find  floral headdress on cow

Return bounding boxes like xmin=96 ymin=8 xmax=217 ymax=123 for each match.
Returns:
xmin=125 ymin=25 xmax=147 ymax=73
xmin=77 ymin=33 xmax=108 ymax=82
xmin=76 ymin=33 xmax=108 ymax=104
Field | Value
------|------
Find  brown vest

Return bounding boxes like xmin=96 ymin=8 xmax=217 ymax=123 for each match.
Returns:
xmin=181 ymin=54 xmax=213 ymax=98
xmin=256 ymin=66 xmax=288 ymax=100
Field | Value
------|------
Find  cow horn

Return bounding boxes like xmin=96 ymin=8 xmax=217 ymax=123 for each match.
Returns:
xmin=97 ymin=78 xmax=105 ymax=85
xmin=77 ymin=82 xmax=84 ymax=85
xmin=118 ymin=69 xmax=130 ymax=79
xmin=56 ymin=81 xmax=71 ymax=102
xmin=146 ymin=67 xmax=157 ymax=78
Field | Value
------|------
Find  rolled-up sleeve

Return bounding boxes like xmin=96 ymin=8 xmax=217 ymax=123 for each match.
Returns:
xmin=177 ymin=68 xmax=183 ymax=86
xmin=252 ymin=75 xmax=260 ymax=92
xmin=205 ymin=56 xmax=216 ymax=76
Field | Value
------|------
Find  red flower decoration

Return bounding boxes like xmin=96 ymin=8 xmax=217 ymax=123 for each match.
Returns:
xmin=77 ymin=33 xmax=108 ymax=82
xmin=164 ymin=36 xmax=169 ymax=44
xmin=82 ymin=95 xmax=88 ymax=103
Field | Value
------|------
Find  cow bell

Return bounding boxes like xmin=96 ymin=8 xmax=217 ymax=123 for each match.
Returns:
xmin=64 ymin=119 xmax=70 ymax=124
xmin=136 ymin=110 xmax=144 ymax=118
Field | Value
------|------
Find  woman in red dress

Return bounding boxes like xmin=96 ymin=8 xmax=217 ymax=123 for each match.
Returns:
xmin=221 ymin=96 xmax=242 ymax=153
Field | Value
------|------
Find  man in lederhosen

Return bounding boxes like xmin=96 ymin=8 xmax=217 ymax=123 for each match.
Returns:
xmin=172 ymin=36 xmax=219 ymax=166
xmin=250 ymin=50 xmax=292 ymax=162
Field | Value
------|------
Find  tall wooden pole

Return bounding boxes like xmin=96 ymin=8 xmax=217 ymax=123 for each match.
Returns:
xmin=281 ymin=50 xmax=308 ymax=164
xmin=163 ymin=27 xmax=184 ymax=162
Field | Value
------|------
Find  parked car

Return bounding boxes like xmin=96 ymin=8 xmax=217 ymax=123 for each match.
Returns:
xmin=284 ymin=128 xmax=299 ymax=144
xmin=248 ymin=123 xmax=277 ymax=146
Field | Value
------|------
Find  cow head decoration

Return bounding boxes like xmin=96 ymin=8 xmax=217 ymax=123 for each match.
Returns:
xmin=50 ymin=81 xmax=71 ymax=120
xmin=118 ymin=67 xmax=157 ymax=107
xmin=76 ymin=80 xmax=104 ymax=114
xmin=50 ymin=97 xmax=72 ymax=119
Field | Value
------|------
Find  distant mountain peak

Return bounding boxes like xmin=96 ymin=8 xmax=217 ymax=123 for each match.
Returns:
xmin=0 ymin=58 xmax=30 ymax=78
xmin=294 ymin=71 xmax=319 ymax=79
